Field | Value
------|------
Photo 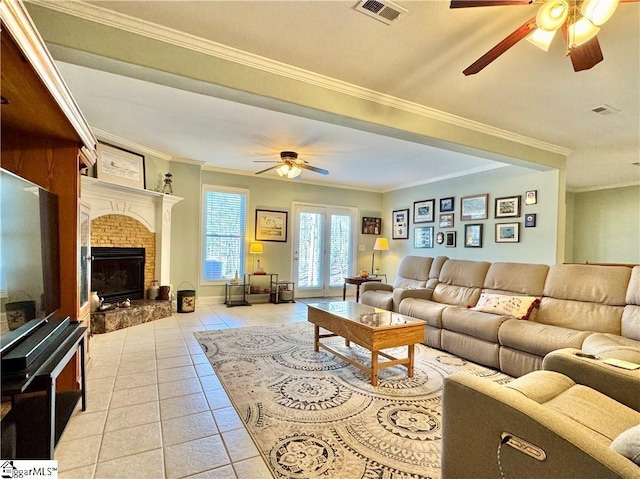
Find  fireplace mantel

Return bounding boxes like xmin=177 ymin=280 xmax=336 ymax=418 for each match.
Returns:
xmin=81 ymin=176 xmax=183 ymax=285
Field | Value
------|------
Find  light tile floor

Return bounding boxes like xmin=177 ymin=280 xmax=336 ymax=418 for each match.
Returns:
xmin=56 ymin=300 xmax=314 ymax=479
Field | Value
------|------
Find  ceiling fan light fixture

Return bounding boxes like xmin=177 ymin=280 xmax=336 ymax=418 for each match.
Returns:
xmin=276 ymin=163 xmax=301 ymax=179
xmin=536 ymin=0 xmax=569 ymax=31
xmin=582 ymin=0 xmax=619 ymax=26
xmin=526 ymin=28 xmax=557 ymax=51
xmin=568 ymin=16 xmax=600 ymax=47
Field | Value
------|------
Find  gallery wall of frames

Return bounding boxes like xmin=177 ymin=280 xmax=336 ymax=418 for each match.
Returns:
xmin=392 ymin=189 xmax=539 ymax=250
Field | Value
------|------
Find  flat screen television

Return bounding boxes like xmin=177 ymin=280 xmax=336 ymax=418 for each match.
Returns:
xmin=0 ymin=168 xmax=60 ymax=352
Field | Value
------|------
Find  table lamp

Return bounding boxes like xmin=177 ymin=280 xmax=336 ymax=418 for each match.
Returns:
xmin=250 ymin=243 xmax=263 ymax=273
xmin=371 ymin=237 xmax=389 ymax=274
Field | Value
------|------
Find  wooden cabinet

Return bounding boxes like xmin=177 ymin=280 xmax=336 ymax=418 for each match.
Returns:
xmin=78 ymin=201 xmax=92 ymax=324
xmin=1 ymin=0 xmax=97 ymax=390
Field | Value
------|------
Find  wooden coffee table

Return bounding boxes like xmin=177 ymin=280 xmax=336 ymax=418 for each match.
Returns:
xmin=307 ymin=301 xmax=426 ymax=386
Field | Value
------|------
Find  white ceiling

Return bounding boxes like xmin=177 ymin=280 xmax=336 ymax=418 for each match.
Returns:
xmin=34 ymin=0 xmax=640 ymax=192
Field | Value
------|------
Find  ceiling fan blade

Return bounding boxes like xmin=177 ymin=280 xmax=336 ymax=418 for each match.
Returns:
xmin=450 ymin=0 xmax=532 ymax=7
xmin=299 ymin=163 xmax=329 ymax=175
xmin=255 ymin=165 xmax=279 ymax=175
xmin=463 ymin=16 xmax=537 ymax=76
xmin=253 ymin=160 xmax=280 ymax=163
xmin=569 ymin=36 xmax=604 ymax=71
xmin=561 ymin=25 xmax=604 ymax=72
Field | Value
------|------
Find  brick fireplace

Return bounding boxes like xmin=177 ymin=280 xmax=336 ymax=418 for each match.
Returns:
xmin=81 ymin=176 xmax=182 ymax=288
xmin=80 ymin=176 xmax=183 ymax=334
xmin=92 ymin=215 xmax=155 ymax=294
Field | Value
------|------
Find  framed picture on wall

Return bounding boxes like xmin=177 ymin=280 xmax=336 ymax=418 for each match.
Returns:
xmin=495 ymin=195 xmax=521 ymax=218
xmin=392 ymin=209 xmax=409 ymax=239
xmin=495 ymin=222 xmax=520 ymax=243
xmin=413 ymin=199 xmax=435 ymax=223
xmin=439 ymin=213 xmax=454 ymax=228
xmin=440 ymin=197 xmax=454 ymax=212
xmin=464 ymin=224 xmax=483 ymax=248
xmin=525 ymin=213 xmax=537 ymax=227
xmin=525 ymin=190 xmax=538 ymax=205
xmin=460 ymin=194 xmax=488 ymax=221
xmin=96 ymin=142 xmax=146 ymax=190
xmin=445 ymin=231 xmax=457 ymax=248
xmin=362 ymin=217 xmax=382 ymax=235
xmin=414 ymin=226 xmax=434 ymax=248
xmin=255 ymin=209 xmax=288 ymax=242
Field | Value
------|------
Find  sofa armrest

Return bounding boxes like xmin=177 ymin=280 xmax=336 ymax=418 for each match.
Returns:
xmin=442 ymin=373 xmax=639 ymax=479
xmin=543 ymin=348 xmax=640 ymax=411
xmin=394 ymin=287 xmax=434 ymax=303
xmin=360 ymin=282 xmax=393 ymax=294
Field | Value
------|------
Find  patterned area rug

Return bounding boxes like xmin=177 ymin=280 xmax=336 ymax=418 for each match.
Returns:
xmin=195 ymin=322 xmax=511 ymax=479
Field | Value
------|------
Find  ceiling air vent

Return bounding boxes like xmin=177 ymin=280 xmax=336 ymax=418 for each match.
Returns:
xmin=354 ymin=0 xmax=407 ymax=25
xmin=591 ymin=104 xmax=620 ymax=116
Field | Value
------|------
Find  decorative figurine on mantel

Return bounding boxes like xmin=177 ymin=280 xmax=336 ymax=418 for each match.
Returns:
xmin=162 ymin=172 xmax=173 ymax=195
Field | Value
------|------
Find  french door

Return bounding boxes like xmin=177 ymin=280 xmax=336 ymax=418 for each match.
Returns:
xmin=292 ymin=203 xmax=357 ymax=298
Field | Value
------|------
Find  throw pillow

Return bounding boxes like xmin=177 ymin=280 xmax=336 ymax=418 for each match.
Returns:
xmin=471 ymin=293 xmax=540 ymax=320
xmin=610 ymin=424 xmax=640 ymax=465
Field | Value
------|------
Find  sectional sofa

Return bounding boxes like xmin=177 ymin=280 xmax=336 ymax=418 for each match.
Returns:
xmin=361 ymin=256 xmax=640 ymax=377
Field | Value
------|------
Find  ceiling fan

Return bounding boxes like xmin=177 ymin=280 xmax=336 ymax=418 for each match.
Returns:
xmin=254 ymin=151 xmax=329 ymax=179
xmin=450 ymin=0 xmax=638 ymax=75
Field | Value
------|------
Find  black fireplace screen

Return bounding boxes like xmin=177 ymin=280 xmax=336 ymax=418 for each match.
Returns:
xmin=91 ymin=247 xmax=145 ymax=303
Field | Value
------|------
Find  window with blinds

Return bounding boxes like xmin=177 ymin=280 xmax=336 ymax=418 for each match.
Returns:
xmin=202 ymin=186 xmax=248 ymax=281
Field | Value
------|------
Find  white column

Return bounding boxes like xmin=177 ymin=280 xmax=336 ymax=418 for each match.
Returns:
xmin=155 ymin=194 xmax=182 ymax=285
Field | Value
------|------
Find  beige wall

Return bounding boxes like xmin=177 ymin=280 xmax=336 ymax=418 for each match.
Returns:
xmin=570 ymin=185 xmax=640 ymax=264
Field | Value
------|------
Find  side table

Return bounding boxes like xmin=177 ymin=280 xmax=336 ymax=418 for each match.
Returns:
xmin=224 ymin=282 xmax=250 ymax=307
xmin=343 ymin=276 xmax=382 ymax=302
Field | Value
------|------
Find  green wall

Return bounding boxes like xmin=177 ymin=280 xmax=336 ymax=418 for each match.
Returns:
xmin=155 ymin=157 xmax=564 ymax=300
xmin=165 ymin=163 xmax=382 ymax=300
xmin=381 ymin=166 xmax=561 ymax=276
xmin=140 ymin=156 xmax=639 ymax=303
xmin=570 ymin=185 xmax=640 ymax=264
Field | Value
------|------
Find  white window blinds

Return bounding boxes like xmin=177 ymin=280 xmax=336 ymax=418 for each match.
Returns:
xmin=202 ymin=186 xmax=248 ymax=281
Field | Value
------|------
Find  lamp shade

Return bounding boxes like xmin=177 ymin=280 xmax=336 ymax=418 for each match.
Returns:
xmin=276 ymin=163 xmax=302 ymax=179
xmin=249 ymin=243 xmax=263 ymax=254
xmin=568 ymin=17 xmax=600 ymax=47
xmin=373 ymin=237 xmax=390 ymax=251
xmin=526 ymin=28 xmax=557 ymax=51
xmin=582 ymin=0 xmax=619 ymax=26
xmin=536 ymin=0 xmax=569 ymax=31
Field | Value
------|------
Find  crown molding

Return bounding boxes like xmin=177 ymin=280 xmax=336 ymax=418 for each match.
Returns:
xmin=30 ymin=0 xmax=572 ymax=158
xmin=93 ymin=128 xmax=172 ymax=160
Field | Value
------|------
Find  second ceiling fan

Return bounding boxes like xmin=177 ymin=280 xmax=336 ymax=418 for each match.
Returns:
xmin=450 ymin=0 xmax=638 ymax=75
xmin=254 ymin=151 xmax=329 ymax=179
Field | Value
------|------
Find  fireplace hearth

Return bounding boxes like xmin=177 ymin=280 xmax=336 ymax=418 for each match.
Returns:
xmin=91 ymin=247 xmax=145 ymax=303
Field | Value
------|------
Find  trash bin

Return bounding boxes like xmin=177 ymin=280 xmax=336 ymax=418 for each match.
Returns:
xmin=5 ymin=292 xmax=36 ymax=330
xmin=177 ymin=282 xmax=196 ymax=313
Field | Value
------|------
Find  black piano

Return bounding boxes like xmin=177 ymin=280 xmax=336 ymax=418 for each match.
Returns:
xmin=1 ymin=315 xmax=87 ymax=460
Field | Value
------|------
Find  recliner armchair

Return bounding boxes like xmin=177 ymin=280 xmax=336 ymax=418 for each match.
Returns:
xmin=441 ymin=352 xmax=640 ymax=479
xmin=360 ymin=255 xmax=446 ymax=312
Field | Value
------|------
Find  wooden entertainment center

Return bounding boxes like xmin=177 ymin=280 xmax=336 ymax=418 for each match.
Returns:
xmin=1 ymin=0 xmax=97 ymax=458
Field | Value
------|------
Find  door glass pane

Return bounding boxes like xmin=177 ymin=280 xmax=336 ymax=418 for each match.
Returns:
xmin=329 ymin=214 xmax=353 ymax=286
xmin=297 ymin=212 xmax=323 ymax=288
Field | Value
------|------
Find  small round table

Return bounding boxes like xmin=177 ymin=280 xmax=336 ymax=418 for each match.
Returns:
xmin=343 ymin=276 xmax=382 ymax=302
